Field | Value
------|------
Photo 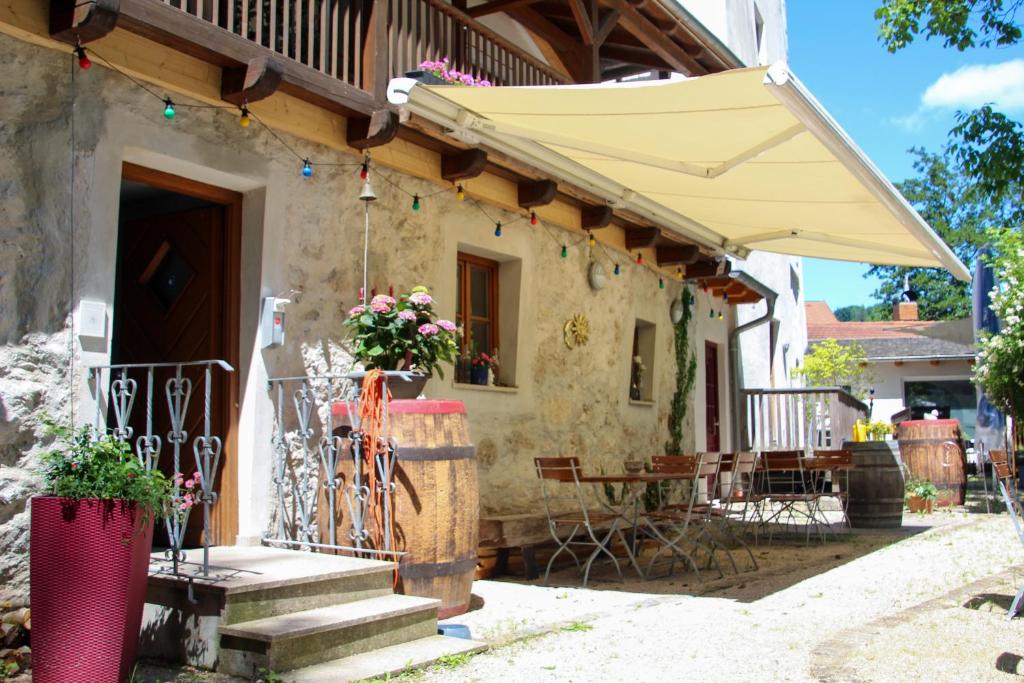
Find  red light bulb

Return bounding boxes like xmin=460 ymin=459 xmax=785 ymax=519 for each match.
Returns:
xmin=359 ymin=162 xmax=369 ymax=180
xmin=530 ymin=211 xmax=538 ymax=225
xmin=76 ymin=46 xmax=91 ymax=70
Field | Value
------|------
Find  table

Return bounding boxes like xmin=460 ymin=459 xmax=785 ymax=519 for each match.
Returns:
xmin=757 ymin=451 xmax=853 ymax=542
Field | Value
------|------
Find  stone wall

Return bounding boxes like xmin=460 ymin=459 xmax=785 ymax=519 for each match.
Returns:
xmin=0 ymin=32 xmax=708 ymax=603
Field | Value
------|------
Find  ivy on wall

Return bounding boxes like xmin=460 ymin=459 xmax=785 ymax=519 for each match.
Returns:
xmin=666 ymin=289 xmax=698 ymax=455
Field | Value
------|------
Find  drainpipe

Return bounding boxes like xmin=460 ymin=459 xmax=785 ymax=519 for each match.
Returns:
xmin=725 ymin=272 xmax=777 ymax=451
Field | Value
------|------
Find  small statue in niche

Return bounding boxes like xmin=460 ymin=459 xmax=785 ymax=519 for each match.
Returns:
xmin=630 ymin=355 xmax=645 ymax=400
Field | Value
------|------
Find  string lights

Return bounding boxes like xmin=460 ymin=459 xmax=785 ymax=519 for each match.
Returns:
xmin=239 ymin=106 xmax=251 ymax=128
xmin=561 ymin=244 xmax=568 ymax=258
xmin=301 ymin=159 xmax=313 ymax=177
xmin=494 ymin=222 xmax=502 ymax=237
xmin=588 ymin=232 xmax=596 ymax=248
xmin=659 ymin=278 xmax=665 ymax=289
xmin=530 ymin=211 xmax=538 ymax=226
xmin=163 ymin=98 xmax=176 ymax=120
xmin=412 ymin=194 xmax=421 ymax=211
xmin=75 ymin=45 xmax=91 ymax=70
xmin=456 ymin=184 xmax=465 ymax=201
xmin=636 ymin=252 xmax=643 ymax=265
xmin=614 ymin=263 xmax=621 ymax=275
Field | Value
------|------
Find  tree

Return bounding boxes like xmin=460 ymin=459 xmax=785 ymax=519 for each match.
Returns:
xmin=875 ymin=0 xmax=1024 ymax=196
xmin=795 ymin=339 xmax=870 ymax=397
xmin=866 ymin=148 xmax=1021 ymax=320
xmin=834 ymin=303 xmax=891 ymax=322
xmin=973 ymin=228 xmax=1024 ymax=419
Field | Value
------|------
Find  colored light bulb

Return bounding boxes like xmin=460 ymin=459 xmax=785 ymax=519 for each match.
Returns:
xmin=494 ymin=222 xmax=502 ymax=237
xmin=163 ymin=99 xmax=176 ymax=120
xmin=76 ymin=46 xmax=91 ymax=70
xmin=676 ymin=267 xmax=683 ymax=280
xmin=456 ymin=185 xmax=465 ymax=201
xmin=302 ymin=159 xmax=313 ymax=177
xmin=614 ymin=263 xmax=620 ymax=275
xmin=659 ymin=278 xmax=665 ymax=289
xmin=560 ymin=244 xmax=568 ymax=258
xmin=723 ymin=292 xmax=729 ymax=302
xmin=412 ymin=195 xmax=421 ymax=211
xmin=360 ymin=162 xmax=369 ymax=180
xmin=718 ymin=311 xmax=724 ymax=320
xmin=636 ymin=252 xmax=643 ymax=265
xmin=239 ymin=106 xmax=251 ymax=128
xmin=588 ymin=233 xmax=596 ymax=248
xmin=530 ymin=211 xmax=538 ymax=226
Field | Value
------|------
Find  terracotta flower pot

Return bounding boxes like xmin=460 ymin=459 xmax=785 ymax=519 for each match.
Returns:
xmin=905 ymin=495 xmax=934 ymax=514
xmin=31 ymin=496 xmax=154 ymax=683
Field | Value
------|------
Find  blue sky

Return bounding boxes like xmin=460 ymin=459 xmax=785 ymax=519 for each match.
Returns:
xmin=786 ymin=1 xmax=1024 ymax=310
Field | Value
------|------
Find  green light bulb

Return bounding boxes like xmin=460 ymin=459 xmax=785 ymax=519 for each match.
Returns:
xmin=163 ymin=99 xmax=176 ymax=120
xmin=560 ymin=245 xmax=568 ymax=258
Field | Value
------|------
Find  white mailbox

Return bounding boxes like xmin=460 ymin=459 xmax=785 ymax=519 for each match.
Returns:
xmin=260 ymin=296 xmax=290 ymax=349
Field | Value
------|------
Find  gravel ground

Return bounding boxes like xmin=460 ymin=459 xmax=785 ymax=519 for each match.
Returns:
xmin=423 ymin=512 xmax=1024 ymax=683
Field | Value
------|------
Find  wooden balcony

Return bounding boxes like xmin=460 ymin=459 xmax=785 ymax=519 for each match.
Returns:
xmin=742 ymin=387 xmax=869 ymax=452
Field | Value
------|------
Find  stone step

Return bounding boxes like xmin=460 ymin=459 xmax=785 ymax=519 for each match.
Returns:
xmin=280 ymin=635 xmax=488 ymax=683
xmin=217 ymin=594 xmax=441 ymax=676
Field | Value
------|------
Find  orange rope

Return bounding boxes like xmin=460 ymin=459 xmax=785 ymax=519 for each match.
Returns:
xmin=358 ymin=369 xmax=399 ymax=583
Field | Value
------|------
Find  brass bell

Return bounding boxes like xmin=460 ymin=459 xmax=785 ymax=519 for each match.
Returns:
xmin=359 ymin=178 xmax=377 ymax=202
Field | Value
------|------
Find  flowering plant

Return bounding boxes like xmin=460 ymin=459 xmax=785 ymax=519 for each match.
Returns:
xmin=973 ymin=229 xmax=1024 ymax=419
xmin=417 ymin=57 xmax=492 ymax=87
xmin=39 ymin=420 xmax=172 ymax=520
xmin=471 ymin=351 xmax=497 ymax=369
xmin=344 ymin=286 xmax=458 ymax=379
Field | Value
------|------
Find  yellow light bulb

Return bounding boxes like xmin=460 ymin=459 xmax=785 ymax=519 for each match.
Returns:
xmin=456 ymin=185 xmax=465 ymax=201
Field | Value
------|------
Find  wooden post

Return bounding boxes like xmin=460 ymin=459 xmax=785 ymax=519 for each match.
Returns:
xmin=362 ymin=0 xmax=389 ymax=101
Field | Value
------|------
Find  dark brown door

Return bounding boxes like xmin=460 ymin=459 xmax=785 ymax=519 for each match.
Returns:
xmin=705 ymin=341 xmax=720 ymax=452
xmin=112 ymin=205 xmax=228 ymax=546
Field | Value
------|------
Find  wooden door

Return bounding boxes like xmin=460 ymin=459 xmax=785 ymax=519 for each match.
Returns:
xmin=112 ymin=164 xmax=241 ymax=547
xmin=705 ymin=342 xmax=720 ymax=452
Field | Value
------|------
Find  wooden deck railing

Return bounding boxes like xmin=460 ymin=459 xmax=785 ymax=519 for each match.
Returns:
xmin=742 ymin=388 xmax=869 ymax=452
xmin=159 ymin=0 xmax=567 ymax=95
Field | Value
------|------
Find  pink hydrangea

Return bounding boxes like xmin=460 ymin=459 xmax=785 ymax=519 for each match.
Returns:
xmin=371 ymin=294 xmax=396 ymax=306
xmin=436 ymin=319 xmax=457 ymax=332
xmin=418 ymin=323 xmax=439 ymax=336
xmin=370 ymin=301 xmax=390 ymax=313
xmin=409 ymin=292 xmax=433 ymax=306
xmin=478 ymin=80 xmax=492 ymax=87
xmin=398 ymin=310 xmax=417 ymax=322
xmin=184 ymin=478 xmax=196 ymax=490
xmin=348 ymin=305 xmax=365 ymax=316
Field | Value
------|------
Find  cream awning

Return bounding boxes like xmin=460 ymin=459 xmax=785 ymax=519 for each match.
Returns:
xmin=387 ymin=65 xmax=969 ymax=281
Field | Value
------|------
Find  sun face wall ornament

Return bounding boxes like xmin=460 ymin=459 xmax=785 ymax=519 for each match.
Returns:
xmin=563 ymin=313 xmax=590 ymax=349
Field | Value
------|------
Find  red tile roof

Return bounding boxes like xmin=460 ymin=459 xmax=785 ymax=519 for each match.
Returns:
xmin=805 ymin=300 xmax=838 ymax=325
xmin=805 ymin=302 xmax=943 ymax=341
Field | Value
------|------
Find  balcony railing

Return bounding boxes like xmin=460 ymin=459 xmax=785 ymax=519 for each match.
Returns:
xmin=742 ymin=387 xmax=869 ymax=452
xmin=159 ymin=0 xmax=567 ymax=93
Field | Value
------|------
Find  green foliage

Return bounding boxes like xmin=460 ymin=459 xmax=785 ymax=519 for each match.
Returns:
xmin=867 ymin=149 xmax=1020 ymax=320
xmin=343 ymin=288 xmax=457 ymax=379
xmin=833 ymin=304 xmax=891 ymax=322
xmin=905 ymin=478 xmax=939 ymax=502
xmin=40 ymin=419 xmax=171 ymax=519
xmin=665 ymin=289 xmax=698 ymax=455
xmin=973 ymin=228 xmax=1024 ymax=419
xmin=876 ymin=1 xmax=1024 ymax=198
xmin=794 ymin=339 xmax=869 ymax=396
xmin=866 ymin=421 xmax=894 ymax=440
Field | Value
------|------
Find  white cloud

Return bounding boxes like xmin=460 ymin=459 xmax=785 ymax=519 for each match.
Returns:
xmin=920 ymin=59 xmax=1024 ymax=112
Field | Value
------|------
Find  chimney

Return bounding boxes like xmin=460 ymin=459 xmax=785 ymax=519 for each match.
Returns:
xmin=893 ymin=301 xmax=918 ymax=321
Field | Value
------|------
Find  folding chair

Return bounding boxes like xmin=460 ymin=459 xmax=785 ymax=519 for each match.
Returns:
xmin=806 ymin=449 xmax=853 ymax=532
xmin=710 ymin=451 xmax=759 ymax=570
xmin=534 ymin=457 xmax=637 ymax=586
xmin=644 ymin=453 xmax=726 ymax=580
xmin=759 ymin=451 xmax=826 ymax=544
xmin=990 ymin=450 xmax=1024 ymax=619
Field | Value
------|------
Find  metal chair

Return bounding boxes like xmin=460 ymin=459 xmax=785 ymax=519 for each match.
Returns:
xmin=758 ymin=450 xmax=826 ymax=544
xmin=806 ymin=449 xmax=853 ymax=532
xmin=710 ymin=451 xmax=759 ymax=570
xmin=990 ymin=450 xmax=1024 ymax=619
xmin=534 ymin=457 xmax=635 ymax=587
xmin=644 ymin=453 xmax=725 ymax=580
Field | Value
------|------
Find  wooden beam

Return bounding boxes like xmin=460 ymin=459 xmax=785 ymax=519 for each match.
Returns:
xmin=581 ymin=205 xmax=613 ymax=229
xmin=346 ymin=110 xmax=400 ymax=149
xmin=50 ymin=0 xmax=119 ymax=45
xmin=686 ymin=259 xmax=731 ymax=279
xmin=362 ymin=0 xmax=389 ymax=101
xmin=467 ymin=0 xmax=540 ymax=17
xmin=594 ymin=8 xmax=621 ymax=45
xmin=569 ymin=0 xmax=594 ymax=45
xmin=441 ymin=149 xmax=488 ymax=181
xmin=517 ymin=179 xmax=557 ymax=208
xmin=605 ymin=0 xmax=704 ymax=75
xmin=655 ymin=244 xmax=700 ymax=266
xmin=624 ymin=226 xmax=660 ymax=250
xmin=221 ymin=56 xmax=284 ymax=106
xmin=508 ymin=7 xmax=576 ymax=51
xmin=117 ymin=0 xmax=378 ymax=117
xmin=602 ymin=44 xmax=671 ymax=70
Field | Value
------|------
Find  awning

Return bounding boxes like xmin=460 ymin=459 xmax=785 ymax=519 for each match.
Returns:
xmin=387 ymin=65 xmax=970 ymax=281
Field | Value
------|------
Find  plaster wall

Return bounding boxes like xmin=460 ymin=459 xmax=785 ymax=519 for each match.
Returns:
xmin=0 ymin=33 xmax=723 ymax=602
xmin=679 ymin=0 xmax=788 ymax=65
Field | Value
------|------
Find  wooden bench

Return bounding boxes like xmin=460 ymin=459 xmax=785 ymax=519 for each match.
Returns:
xmin=478 ymin=512 xmax=615 ymax=580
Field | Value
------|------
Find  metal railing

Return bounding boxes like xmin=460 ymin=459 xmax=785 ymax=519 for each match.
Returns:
xmin=264 ymin=371 xmax=413 ymax=559
xmin=742 ymin=387 xmax=868 ymax=452
xmin=87 ymin=359 xmax=234 ymax=577
xmin=158 ymin=0 xmax=567 ymax=93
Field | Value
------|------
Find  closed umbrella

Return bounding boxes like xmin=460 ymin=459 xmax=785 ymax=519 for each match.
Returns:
xmin=973 ymin=245 xmax=1005 ymax=462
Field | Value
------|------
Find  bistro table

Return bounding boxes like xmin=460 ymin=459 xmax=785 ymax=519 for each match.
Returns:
xmin=577 ymin=471 xmax=699 ymax=578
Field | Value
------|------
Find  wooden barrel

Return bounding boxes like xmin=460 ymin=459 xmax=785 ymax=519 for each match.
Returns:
xmin=895 ymin=419 xmax=967 ymax=506
xmin=845 ymin=441 xmax=905 ymax=528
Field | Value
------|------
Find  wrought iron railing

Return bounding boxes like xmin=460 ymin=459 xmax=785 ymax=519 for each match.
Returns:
xmin=742 ymin=387 xmax=869 ymax=452
xmin=87 ymin=359 xmax=234 ymax=577
xmin=157 ymin=0 xmax=567 ymax=92
xmin=263 ymin=371 xmax=414 ymax=559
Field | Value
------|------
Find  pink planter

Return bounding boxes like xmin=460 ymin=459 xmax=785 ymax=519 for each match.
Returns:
xmin=31 ymin=496 xmax=154 ymax=683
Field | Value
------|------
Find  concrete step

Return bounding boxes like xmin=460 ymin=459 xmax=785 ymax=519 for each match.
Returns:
xmin=281 ymin=635 xmax=488 ymax=683
xmin=217 ymin=594 xmax=441 ymax=676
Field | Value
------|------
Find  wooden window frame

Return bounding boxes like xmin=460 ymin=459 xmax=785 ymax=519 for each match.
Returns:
xmin=456 ymin=252 xmax=500 ymax=358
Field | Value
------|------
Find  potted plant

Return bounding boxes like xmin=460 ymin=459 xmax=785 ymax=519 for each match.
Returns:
xmin=408 ymin=57 xmax=493 ymax=87
xmin=905 ymin=478 xmax=938 ymax=515
xmin=469 ymin=351 xmax=497 ymax=386
xmin=344 ymin=286 xmax=458 ymax=399
xmin=867 ymin=421 xmax=893 ymax=441
xmin=31 ymin=421 xmax=170 ymax=683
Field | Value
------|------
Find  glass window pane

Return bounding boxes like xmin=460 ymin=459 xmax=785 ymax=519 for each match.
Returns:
xmin=471 ymin=322 xmax=491 ymax=355
xmin=470 ymin=266 xmax=490 ymax=317
xmin=456 ymin=262 xmax=463 ymax=319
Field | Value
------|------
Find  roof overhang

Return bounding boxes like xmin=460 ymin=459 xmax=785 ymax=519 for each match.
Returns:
xmin=387 ymin=64 xmax=970 ymax=281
